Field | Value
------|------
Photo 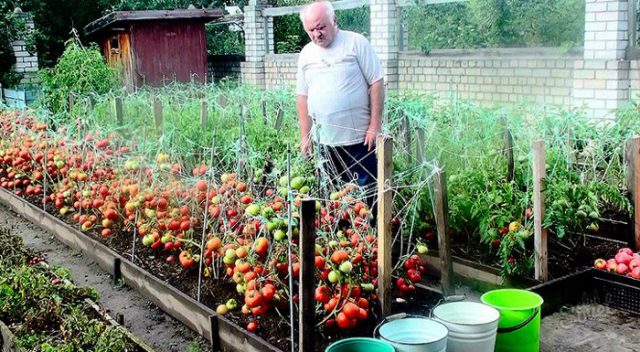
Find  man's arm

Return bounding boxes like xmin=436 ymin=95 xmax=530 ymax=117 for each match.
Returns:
xmin=364 ymin=78 xmax=384 ymax=151
xmin=297 ymin=95 xmax=312 ymax=156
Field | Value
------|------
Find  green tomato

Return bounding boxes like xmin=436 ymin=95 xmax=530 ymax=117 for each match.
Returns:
xmin=226 ymin=298 xmax=238 ymax=310
xmin=328 ymin=270 xmax=341 ymax=284
xmin=274 ymin=229 xmax=287 ymax=241
xmin=339 ymin=261 xmax=353 ymax=274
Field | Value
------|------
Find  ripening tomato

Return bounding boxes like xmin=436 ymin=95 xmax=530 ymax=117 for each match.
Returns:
xmin=315 ymin=285 xmax=331 ymax=304
xmin=247 ymin=321 xmax=258 ymax=333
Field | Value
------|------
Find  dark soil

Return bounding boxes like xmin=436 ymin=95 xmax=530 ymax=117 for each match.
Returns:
xmin=541 ymin=304 xmax=640 ymax=352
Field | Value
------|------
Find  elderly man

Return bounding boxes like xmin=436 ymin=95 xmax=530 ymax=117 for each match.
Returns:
xmin=296 ymin=0 xmax=384 ymax=189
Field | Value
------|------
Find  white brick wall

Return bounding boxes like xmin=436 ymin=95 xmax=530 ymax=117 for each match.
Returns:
xmin=9 ymin=14 xmax=39 ymax=85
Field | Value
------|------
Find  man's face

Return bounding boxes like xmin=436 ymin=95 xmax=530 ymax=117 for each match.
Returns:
xmin=303 ymin=6 xmax=337 ymax=48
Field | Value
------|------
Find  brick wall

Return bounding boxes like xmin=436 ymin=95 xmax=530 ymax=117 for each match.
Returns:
xmin=11 ymin=13 xmax=39 ymax=86
xmin=261 ymin=49 xmax=579 ymax=108
xmin=399 ymin=49 xmax=579 ymax=107
xmin=207 ymin=55 xmax=244 ymax=82
xmin=265 ymin=54 xmax=297 ymax=89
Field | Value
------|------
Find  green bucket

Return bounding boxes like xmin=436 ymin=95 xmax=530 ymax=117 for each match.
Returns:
xmin=480 ymin=289 xmax=543 ymax=352
xmin=325 ymin=337 xmax=395 ymax=352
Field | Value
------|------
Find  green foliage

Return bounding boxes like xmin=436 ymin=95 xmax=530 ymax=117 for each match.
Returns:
xmin=8 ymin=0 xmax=106 ymax=68
xmin=274 ymin=7 xmax=370 ymax=53
xmin=0 ymin=230 xmax=134 ymax=351
xmin=39 ymin=39 xmax=118 ymax=115
xmin=543 ymin=153 xmax=632 ymax=242
xmin=403 ymin=0 xmax=584 ymax=51
xmin=0 ymin=6 xmax=29 ymax=88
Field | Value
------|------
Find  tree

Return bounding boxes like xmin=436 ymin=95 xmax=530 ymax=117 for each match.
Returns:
xmin=0 ymin=4 xmax=29 ymax=88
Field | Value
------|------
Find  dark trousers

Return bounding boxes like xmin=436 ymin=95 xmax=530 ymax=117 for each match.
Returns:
xmin=320 ymin=143 xmax=377 ymax=209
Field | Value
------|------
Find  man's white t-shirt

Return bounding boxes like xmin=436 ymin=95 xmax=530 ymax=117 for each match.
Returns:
xmin=296 ymin=30 xmax=383 ymax=146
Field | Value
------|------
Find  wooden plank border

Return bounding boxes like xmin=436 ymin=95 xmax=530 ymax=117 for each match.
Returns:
xmin=0 ymin=188 xmax=282 ymax=352
xmin=0 ymin=320 xmax=23 ymax=352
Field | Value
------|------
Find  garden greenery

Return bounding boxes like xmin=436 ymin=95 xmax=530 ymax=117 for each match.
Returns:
xmin=39 ymin=40 xmax=118 ymax=115
xmin=0 ymin=6 xmax=29 ymax=88
xmin=402 ymin=0 xmax=585 ymax=52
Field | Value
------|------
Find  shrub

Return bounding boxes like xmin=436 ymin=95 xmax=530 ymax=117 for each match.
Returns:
xmin=39 ymin=39 xmax=118 ymax=115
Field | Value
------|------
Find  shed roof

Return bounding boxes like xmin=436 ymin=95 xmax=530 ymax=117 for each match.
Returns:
xmin=84 ymin=9 xmax=225 ymax=36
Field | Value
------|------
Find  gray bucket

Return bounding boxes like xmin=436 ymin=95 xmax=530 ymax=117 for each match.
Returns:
xmin=374 ymin=313 xmax=448 ymax=352
xmin=432 ymin=301 xmax=500 ymax=352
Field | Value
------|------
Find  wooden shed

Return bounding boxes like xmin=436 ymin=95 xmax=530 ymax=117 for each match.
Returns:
xmin=84 ymin=9 xmax=224 ymax=90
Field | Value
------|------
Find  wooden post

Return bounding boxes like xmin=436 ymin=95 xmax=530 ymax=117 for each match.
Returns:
xmin=377 ymin=136 xmax=393 ymax=319
xmin=218 ymin=93 xmax=227 ymax=108
xmin=261 ymin=97 xmax=268 ymax=122
xmin=275 ymin=106 xmax=284 ymax=130
xmin=434 ymin=169 xmax=454 ymax=296
xmin=505 ymin=128 xmax=514 ymax=182
xmin=500 ymin=116 xmax=515 ymax=182
xmin=200 ymin=99 xmax=208 ymax=129
xmin=114 ymin=97 xmax=123 ymax=126
xmin=416 ymin=128 xmax=425 ymax=164
xmin=153 ymin=96 xmax=163 ymax=133
xmin=68 ymin=93 xmax=74 ymax=112
xmin=402 ymin=112 xmax=412 ymax=164
xmin=299 ymin=199 xmax=316 ymax=352
xmin=626 ymin=136 xmax=640 ymax=250
xmin=532 ymin=140 xmax=548 ymax=281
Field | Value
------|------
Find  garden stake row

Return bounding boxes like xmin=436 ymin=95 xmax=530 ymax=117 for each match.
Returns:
xmin=533 ymin=140 xmax=549 ymax=281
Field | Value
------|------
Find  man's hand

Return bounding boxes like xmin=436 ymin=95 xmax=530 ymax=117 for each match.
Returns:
xmin=301 ymin=138 xmax=313 ymax=158
xmin=363 ymin=127 xmax=380 ymax=151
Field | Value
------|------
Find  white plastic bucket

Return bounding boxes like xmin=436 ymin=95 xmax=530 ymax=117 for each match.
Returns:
xmin=432 ymin=301 xmax=500 ymax=352
xmin=374 ymin=314 xmax=448 ymax=352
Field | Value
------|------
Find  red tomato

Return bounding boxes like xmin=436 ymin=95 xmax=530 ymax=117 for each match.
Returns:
xmin=315 ymin=286 xmax=331 ymax=304
xmin=247 ymin=321 xmax=258 ymax=332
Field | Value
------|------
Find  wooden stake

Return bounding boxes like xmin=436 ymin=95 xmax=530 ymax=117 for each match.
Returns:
xmin=625 ymin=136 xmax=640 ymax=250
xmin=416 ymin=128 xmax=425 ymax=164
xmin=114 ymin=97 xmax=123 ymax=126
xmin=402 ymin=112 xmax=412 ymax=164
xmin=377 ymin=136 xmax=393 ymax=319
xmin=68 ymin=93 xmax=74 ymax=112
xmin=299 ymin=199 xmax=316 ymax=352
xmin=261 ymin=97 xmax=268 ymax=122
xmin=153 ymin=96 xmax=163 ymax=133
xmin=218 ymin=93 xmax=227 ymax=108
xmin=275 ymin=105 xmax=284 ymax=131
xmin=505 ymin=128 xmax=514 ymax=182
xmin=532 ymin=140 xmax=548 ymax=281
xmin=434 ymin=169 xmax=454 ymax=296
xmin=200 ymin=99 xmax=208 ymax=129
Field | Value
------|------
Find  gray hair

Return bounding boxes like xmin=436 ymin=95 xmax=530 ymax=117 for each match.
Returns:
xmin=299 ymin=1 xmax=336 ymax=25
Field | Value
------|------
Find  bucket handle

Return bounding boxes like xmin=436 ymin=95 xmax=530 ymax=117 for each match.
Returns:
xmin=496 ymin=307 xmax=539 ymax=334
xmin=428 ymin=294 xmax=466 ymax=318
xmin=373 ymin=312 xmax=412 ymax=338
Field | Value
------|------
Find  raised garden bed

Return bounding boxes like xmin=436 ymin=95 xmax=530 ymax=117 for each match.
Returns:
xmin=0 ymin=227 xmax=155 ymax=352
xmin=0 ymin=187 xmax=447 ymax=352
xmin=0 ymin=187 xmax=281 ymax=352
